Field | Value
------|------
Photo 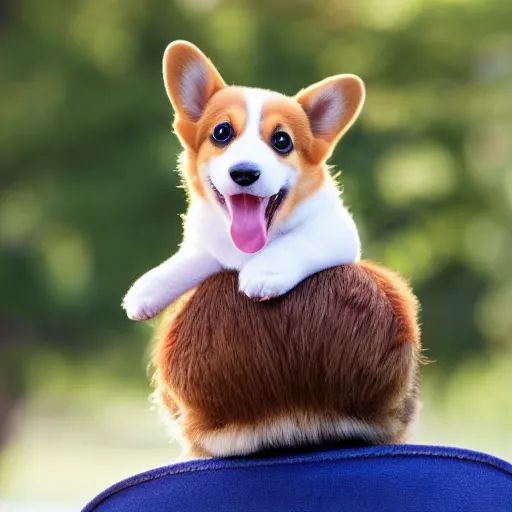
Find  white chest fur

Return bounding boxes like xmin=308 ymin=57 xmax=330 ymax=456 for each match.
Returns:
xmin=123 ymin=179 xmax=360 ymax=320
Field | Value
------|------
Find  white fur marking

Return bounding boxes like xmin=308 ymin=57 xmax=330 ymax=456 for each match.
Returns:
xmin=198 ymin=415 xmax=392 ymax=457
xmin=238 ymin=185 xmax=360 ymax=299
xmin=243 ymin=88 xmax=272 ymax=136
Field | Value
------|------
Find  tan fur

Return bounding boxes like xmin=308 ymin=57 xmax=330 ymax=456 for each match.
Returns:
xmin=152 ymin=261 xmax=421 ymax=457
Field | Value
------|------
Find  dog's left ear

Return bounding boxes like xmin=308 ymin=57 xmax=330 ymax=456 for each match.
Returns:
xmin=295 ymin=75 xmax=365 ymax=148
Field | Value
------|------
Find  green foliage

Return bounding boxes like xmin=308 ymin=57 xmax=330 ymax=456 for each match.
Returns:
xmin=1 ymin=0 xmax=511 ymax=386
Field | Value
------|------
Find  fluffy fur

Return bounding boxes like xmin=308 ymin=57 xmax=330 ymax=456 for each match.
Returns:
xmin=123 ymin=40 xmax=365 ymax=321
xmin=151 ymin=261 xmax=421 ymax=458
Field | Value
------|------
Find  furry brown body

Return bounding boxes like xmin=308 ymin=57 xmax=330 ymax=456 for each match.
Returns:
xmin=152 ymin=261 xmax=421 ymax=458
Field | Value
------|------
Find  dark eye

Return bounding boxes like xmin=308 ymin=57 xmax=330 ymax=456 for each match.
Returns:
xmin=211 ymin=122 xmax=233 ymax=145
xmin=271 ymin=131 xmax=293 ymax=154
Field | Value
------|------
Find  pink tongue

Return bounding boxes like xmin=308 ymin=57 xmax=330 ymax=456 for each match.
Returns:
xmin=226 ymin=194 xmax=267 ymax=253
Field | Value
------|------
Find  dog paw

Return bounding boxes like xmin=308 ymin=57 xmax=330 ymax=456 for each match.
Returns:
xmin=123 ymin=298 xmax=162 ymax=321
xmin=122 ymin=277 xmax=168 ymax=321
xmin=123 ymin=293 xmax=164 ymax=321
xmin=238 ymin=267 xmax=297 ymax=300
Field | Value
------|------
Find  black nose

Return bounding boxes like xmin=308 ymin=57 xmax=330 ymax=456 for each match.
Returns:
xmin=229 ymin=163 xmax=261 ymax=187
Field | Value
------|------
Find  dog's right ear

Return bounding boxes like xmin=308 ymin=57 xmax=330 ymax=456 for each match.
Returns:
xmin=163 ymin=40 xmax=226 ymax=124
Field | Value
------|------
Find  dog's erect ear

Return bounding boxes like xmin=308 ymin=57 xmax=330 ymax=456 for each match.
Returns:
xmin=295 ymin=75 xmax=365 ymax=146
xmin=163 ymin=40 xmax=226 ymax=122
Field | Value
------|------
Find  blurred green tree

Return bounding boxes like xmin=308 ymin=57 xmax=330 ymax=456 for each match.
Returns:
xmin=1 ymin=0 xmax=511 ymax=450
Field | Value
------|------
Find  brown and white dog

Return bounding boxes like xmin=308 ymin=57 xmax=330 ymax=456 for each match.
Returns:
xmin=123 ymin=40 xmax=365 ymax=321
xmin=151 ymin=262 xmax=421 ymax=458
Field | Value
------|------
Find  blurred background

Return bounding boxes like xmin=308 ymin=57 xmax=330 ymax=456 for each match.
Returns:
xmin=1 ymin=0 xmax=512 ymax=509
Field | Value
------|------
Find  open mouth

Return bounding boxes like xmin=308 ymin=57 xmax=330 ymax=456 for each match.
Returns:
xmin=208 ymin=179 xmax=288 ymax=254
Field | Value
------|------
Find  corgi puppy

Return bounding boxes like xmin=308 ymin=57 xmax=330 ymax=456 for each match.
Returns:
xmin=123 ymin=40 xmax=365 ymax=321
xmin=152 ymin=262 xmax=421 ymax=458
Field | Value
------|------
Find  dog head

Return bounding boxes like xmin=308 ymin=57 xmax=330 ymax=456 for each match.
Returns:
xmin=162 ymin=40 xmax=365 ymax=253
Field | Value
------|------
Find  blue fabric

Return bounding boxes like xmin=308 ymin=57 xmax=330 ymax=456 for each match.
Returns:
xmin=82 ymin=444 xmax=512 ymax=511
